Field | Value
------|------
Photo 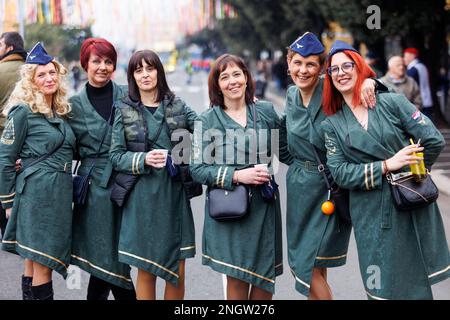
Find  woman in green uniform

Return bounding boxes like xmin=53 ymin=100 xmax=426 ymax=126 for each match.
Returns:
xmin=283 ymin=32 xmax=381 ymax=299
xmin=321 ymin=40 xmax=450 ymax=299
xmin=68 ymin=38 xmax=135 ymax=300
xmin=190 ymin=54 xmax=284 ymax=300
xmin=110 ymin=50 xmax=198 ymax=300
xmin=0 ymin=43 xmax=75 ymax=300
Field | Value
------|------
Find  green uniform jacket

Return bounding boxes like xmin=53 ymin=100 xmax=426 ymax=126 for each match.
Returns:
xmin=283 ymin=81 xmax=352 ymax=297
xmin=0 ymin=104 xmax=75 ymax=278
xmin=68 ymin=81 xmax=134 ymax=289
xmin=110 ymin=96 xmax=198 ymax=286
xmin=190 ymin=101 xmax=284 ymax=294
xmin=0 ymin=53 xmax=25 ymax=134
xmin=322 ymin=92 xmax=450 ymax=300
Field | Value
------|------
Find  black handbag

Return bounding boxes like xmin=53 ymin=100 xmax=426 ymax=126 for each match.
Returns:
xmin=72 ymin=161 xmax=93 ymax=206
xmin=179 ymin=164 xmax=203 ymax=199
xmin=208 ymin=185 xmax=252 ymax=221
xmin=386 ymin=171 xmax=439 ymax=211
xmin=207 ymin=104 xmax=258 ymax=221
xmin=312 ymin=146 xmax=351 ymax=225
xmin=110 ymin=108 xmax=165 ymax=207
xmin=73 ymin=112 xmax=111 ymax=206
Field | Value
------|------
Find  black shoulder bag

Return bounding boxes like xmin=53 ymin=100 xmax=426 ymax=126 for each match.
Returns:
xmin=207 ymin=105 xmax=259 ymax=221
xmin=386 ymin=171 xmax=439 ymax=211
xmin=72 ymin=115 xmax=111 ymax=206
xmin=312 ymin=146 xmax=351 ymax=225
xmin=110 ymin=109 xmax=165 ymax=208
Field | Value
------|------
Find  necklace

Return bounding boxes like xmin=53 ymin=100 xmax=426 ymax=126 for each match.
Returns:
xmin=351 ymin=106 xmax=368 ymax=129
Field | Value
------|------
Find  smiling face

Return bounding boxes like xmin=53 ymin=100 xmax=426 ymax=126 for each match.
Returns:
xmin=86 ymin=54 xmax=114 ymax=87
xmin=133 ymin=59 xmax=158 ymax=93
xmin=329 ymin=52 xmax=358 ymax=96
xmin=287 ymin=53 xmax=321 ymax=91
xmin=218 ymin=63 xmax=248 ymax=104
xmin=33 ymin=62 xmax=59 ymax=97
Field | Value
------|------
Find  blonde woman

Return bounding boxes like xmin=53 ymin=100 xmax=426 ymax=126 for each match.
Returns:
xmin=0 ymin=43 xmax=76 ymax=300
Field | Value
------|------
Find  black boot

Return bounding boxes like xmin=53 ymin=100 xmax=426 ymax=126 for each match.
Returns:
xmin=111 ymin=284 xmax=137 ymax=301
xmin=21 ymin=276 xmax=33 ymax=300
xmin=87 ymin=276 xmax=111 ymax=300
xmin=31 ymin=281 xmax=54 ymax=300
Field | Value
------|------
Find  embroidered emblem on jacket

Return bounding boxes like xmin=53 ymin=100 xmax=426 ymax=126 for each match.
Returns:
xmin=0 ymin=118 xmax=15 ymax=145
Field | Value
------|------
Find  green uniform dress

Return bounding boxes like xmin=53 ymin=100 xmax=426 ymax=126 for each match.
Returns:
xmin=322 ymin=92 xmax=450 ymax=300
xmin=0 ymin=104 xmax=75 ymax=278
xmin=284 ymin=82 xmax=352 ymax=297
xmin=110 ymin=96 xmax=197 ymax=286
xmin=68 ymin=82 xmax=134 ymax=289
xmin=190 ymin=101 xmax=284 ymax=294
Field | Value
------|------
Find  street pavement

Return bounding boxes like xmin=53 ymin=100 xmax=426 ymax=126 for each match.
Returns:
xmin=0 ymin=67 xmax=449 ymax=300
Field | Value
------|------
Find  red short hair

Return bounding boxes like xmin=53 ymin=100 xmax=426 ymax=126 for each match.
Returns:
xmin=323 ymin=50 xmax=376 ymax=116
xmin=80 ymin=38 xmax=117 ymax=72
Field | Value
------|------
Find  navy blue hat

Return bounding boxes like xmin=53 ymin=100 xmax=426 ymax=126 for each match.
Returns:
xmin=328 ymin=40 xmax=359 ymax=59
xmin=288 ymin=32 xmax=325 ymax=57
xmin=26 ymin=42 xmax=53 ymax=65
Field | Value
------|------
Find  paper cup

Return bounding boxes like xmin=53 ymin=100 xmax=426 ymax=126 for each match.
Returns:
xmin=152 ymin=149 xmax=168 ymax=167
xmin=254 ymin=163 xmax=269 ymax=172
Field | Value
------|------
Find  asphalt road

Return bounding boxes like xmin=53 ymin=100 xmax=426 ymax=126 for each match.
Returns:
xmin=0 ymin=67 xmax=449 ymax=300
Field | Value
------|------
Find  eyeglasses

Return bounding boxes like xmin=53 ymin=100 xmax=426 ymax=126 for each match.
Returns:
xmin=327 ymin=62 xmax=356 ymax=77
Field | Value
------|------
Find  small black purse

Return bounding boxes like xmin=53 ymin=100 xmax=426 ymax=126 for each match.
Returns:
xmin=73 ymin=115 xmax=110 ymax=206
xmin=208 ymin=185 xmax=252 ymax=221
xmin=110 ymin=107 xmax=165 ymax=208
xmin=386 ymin=171 xmax=439 ymax=211
xmin=207 ymin=104 xmax=258 ymax=221
xmin=72 ymin=161 xmax=93 ymax=206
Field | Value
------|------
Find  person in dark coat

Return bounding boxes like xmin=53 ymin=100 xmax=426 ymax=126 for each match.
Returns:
xmin=110 ymin=50 xmax=198 ymax=300
xmin=68 ymin=38 xmax=136 ymax=300
xmin=322 ymin=41 xmax=450 ymax=300
xmin=1 ymin=43 xmax=76 ymax=300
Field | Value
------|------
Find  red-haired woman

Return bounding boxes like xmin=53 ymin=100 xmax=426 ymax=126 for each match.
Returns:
xmin=68 ymin=38 xmax=136 ymax=300
xmin=321 ymin=41 xmax=450 ymax=299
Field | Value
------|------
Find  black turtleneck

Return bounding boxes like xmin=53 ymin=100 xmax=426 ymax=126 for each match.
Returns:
xmin=87 ymin=81 xmax=113 ymax=121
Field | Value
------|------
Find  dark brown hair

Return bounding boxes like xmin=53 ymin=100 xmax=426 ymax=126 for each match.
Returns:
xmin=208 ymin=54 xmax=255 ymax=108
xmin=127 ymin=50 xmax=174 ymax=103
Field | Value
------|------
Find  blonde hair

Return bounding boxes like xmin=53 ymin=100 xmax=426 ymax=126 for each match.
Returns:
xmin=3 ymin=60 xmax=71 ymax=117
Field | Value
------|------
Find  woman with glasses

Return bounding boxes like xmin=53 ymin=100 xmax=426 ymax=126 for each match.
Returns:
xmin=321 ymin=40 xmax=450 ymax=299
xmin=282 ymin=33 xmax=383 ymax=300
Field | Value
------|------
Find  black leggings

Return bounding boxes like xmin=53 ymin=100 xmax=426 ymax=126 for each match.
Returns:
xmin=87 ymin=275 xmax=136 ymax=300
xmin=0 ymin=207 xmax=7 ymax=239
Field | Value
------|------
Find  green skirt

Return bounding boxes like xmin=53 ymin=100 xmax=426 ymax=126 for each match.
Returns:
xmin=286 ymin=161 xmax=352 ymax=297
xmin=71 ymin=163 xmax=134 ymax=290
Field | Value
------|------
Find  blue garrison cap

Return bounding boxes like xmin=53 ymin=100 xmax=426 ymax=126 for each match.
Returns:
xmin=26 ymin=42 xmax=53 ymax=65
xmin=288 ymin=32 xmax=325 ymax=57
xmin=328 ymin=40 xmax=359 ymax=59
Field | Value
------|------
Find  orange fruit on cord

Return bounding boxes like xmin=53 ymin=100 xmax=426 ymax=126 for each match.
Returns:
xmin=322 ymin=201 xmax=335 ymax=215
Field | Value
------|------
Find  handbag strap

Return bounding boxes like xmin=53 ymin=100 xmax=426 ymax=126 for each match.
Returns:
xmin=75 ymin=108 xmax=114 ymax=176
xmin=311 ymin=144 xmax=332 ymax=190
xmin=18 ymin=122 xmax=66 ymax=175
xmin=250 ymin=104 xmax=259 ymax=163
